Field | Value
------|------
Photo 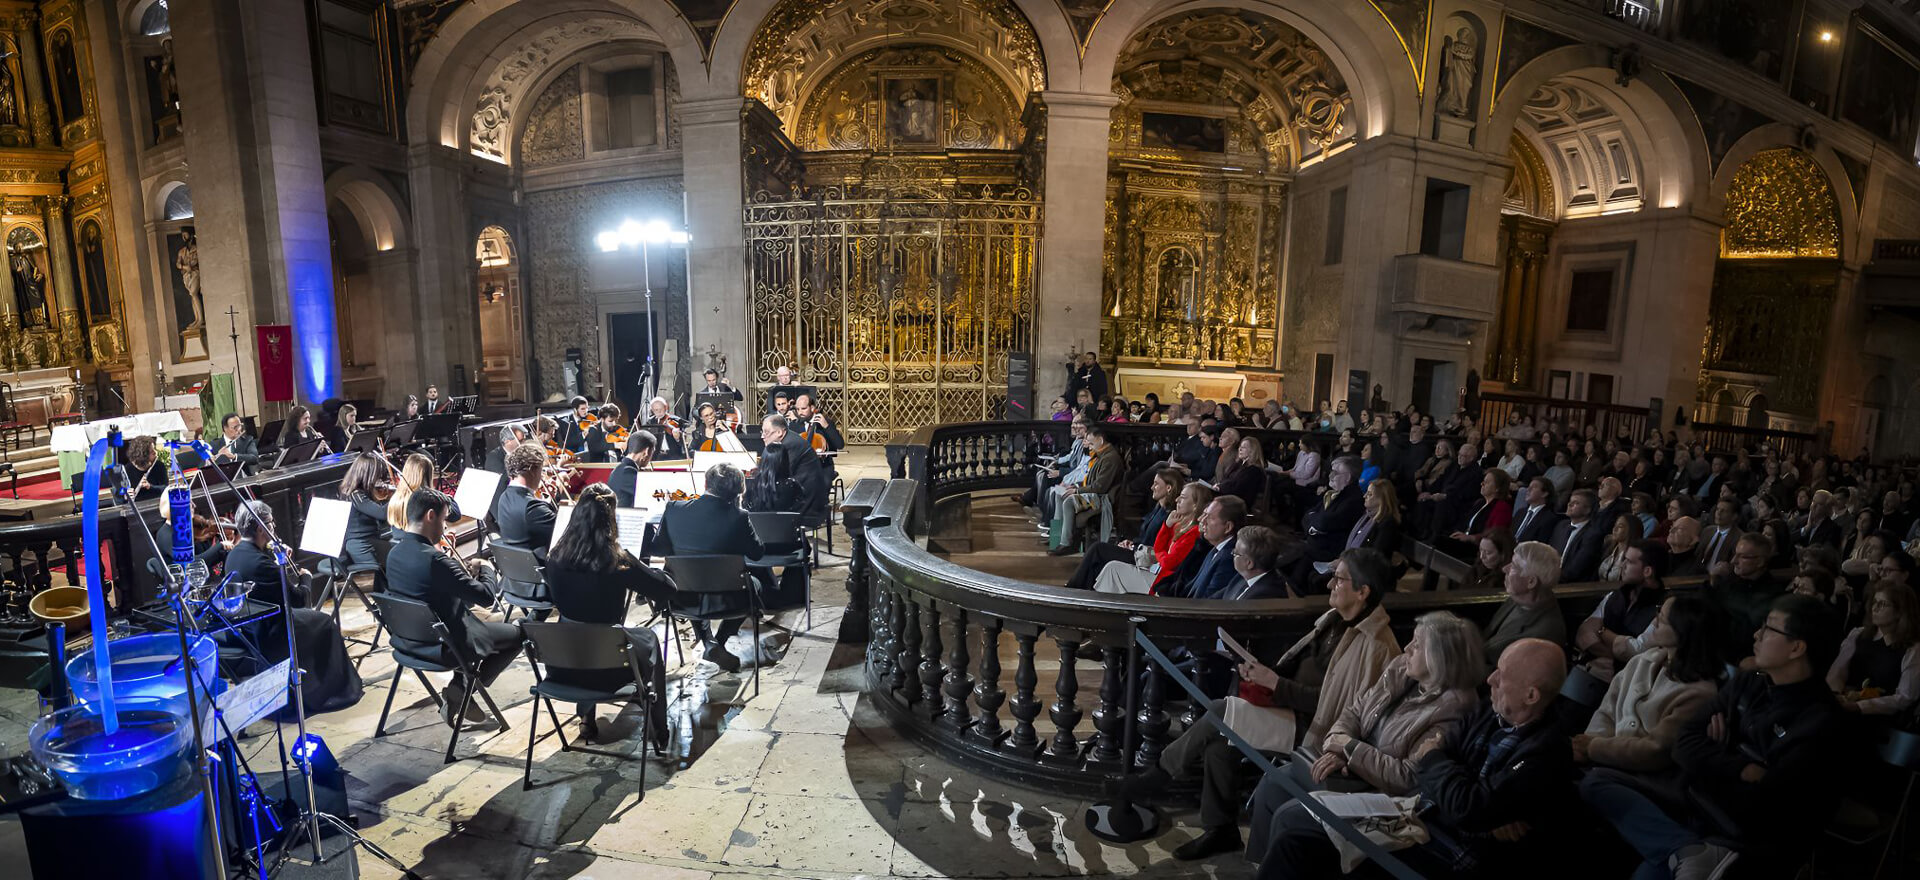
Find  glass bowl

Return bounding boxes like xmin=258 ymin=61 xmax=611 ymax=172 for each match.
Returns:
xmin=66 ymin=632 xmax=218 ymax=710
xmin=29 ymin=697 xmax=191 ymax=800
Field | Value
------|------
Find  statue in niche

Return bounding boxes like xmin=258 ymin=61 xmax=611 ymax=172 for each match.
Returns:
xmin=159 ymin=39 xmax=178 ymax=111
xmin=174 ymin=227 xmax=203 ymax=331
xmin=81 ymin=222 xmax=112 ymax=319
xmin=1156 ymin=247 xmax=1198 ymax=323
xmin=9 ymin=244 xmax=46 ymax=327
xmin=1438 ymin=25 xmax=1479 ymax=118
xmin=51 ymin=31 xmax=83 ymax=126
xmin=0 ymin=58 xmax=16 ymax=126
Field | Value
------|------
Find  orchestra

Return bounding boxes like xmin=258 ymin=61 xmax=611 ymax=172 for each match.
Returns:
xmin=556 ymin=396 xmax=594 ymax=456
xmin=643 ymin=396 xmax=688 ymax=459
xmin=584 ymin=403 xmax=626 ymax=463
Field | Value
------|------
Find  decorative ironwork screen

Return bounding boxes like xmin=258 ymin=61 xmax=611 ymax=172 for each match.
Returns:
xmin=745 ymin=186 xmax=1038 ymax=443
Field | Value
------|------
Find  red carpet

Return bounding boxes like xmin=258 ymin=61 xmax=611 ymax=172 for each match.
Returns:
xmin=12 ymin=472 xmax=67 ymax=501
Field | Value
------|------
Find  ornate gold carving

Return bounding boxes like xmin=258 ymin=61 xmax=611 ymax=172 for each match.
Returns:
xmin=469 ymin=17 xmax=648 ymax=161
xmin=1720 ymin=148 xmax=1840 ymax=258
xmin=793 ymin=45 xmax=1022 ymax=151
xmin=1502 ymin=131 xmax=1554 ymax=219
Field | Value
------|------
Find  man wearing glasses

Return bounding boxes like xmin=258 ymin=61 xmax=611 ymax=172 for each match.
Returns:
xmin=1706 ymin=532 xmax=1787 ymax=663
xmin=1582 ymin=594 xmax=1844 ymax=880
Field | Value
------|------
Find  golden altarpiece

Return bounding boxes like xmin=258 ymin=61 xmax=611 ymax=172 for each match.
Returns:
xmin=0 ymin=0 xmax=132 ymax=417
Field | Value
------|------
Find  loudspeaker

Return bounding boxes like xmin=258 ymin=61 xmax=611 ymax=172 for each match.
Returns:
xmin=1005 ymin=352 xmax=1033 ymax=420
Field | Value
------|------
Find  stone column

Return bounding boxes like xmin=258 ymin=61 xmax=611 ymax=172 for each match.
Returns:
xmin=365 ymin=248 xmax=423 ymax=400
xmin=1640 ymin=211 xmax=1721 ymax=425
xmin=1034 ymin=90 xmax=1118 ymax=397
xmin=12 ymin=10 xmax=54 ymax=146
xmin=41 ymin=195 xmax=82 ymax=360
xmin=404 ymin=143 xmax=470 ymax=393
xmin=678 ymin=95 xmax=749 ymax=386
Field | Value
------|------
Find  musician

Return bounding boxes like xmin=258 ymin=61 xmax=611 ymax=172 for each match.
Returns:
xmin=556 ymin=396 xmax=594 ymax=455
xmin=425 ymin=384 xmax=450 ymax=415
xmin=387 ymin=452 xmax=458 ymax=536
xmin=209 ymin=412 xmax=261 ymax=473
xmin=157 ymin=499 xmax=231 ymax=570
xmin=338 ymin=454 xmax=393 ymax=569
xmin=496 ymin=443 xmax=557 ymax=564
xmin=643 ymin=396 xmax=687 ymax=459
xmin=544 ymin=483 xmax=670 ymax=742
xmin=585 ymin=403 xmax=623 ymax=463
xmin=609 ymin=431 xmax=657 ymax=509
xmin=700 ymin=368 xmax=742 ymax=401
xmin=398 ymin=395 xmax=422 ymax=422
xmin=791 ymin=393 xmax=843 ymax=471
xmin=485 ymin=423 xmax=526 ymax=474
xmin=283 ymin=404 xmax=326 ymax=451
xmin=120 ymin=435 xmax=170 ymax=502
xmin=754 ymin=413 xmax=829 ymax=526
xmin=656 ymin=463 xmax=761 ymax=672
xmin=529 ymin=415 xmax=558 ymax=452
xmin=689 ymin=403 xmax=732 ymax=452
xmin=387 ymin=489 xmax=516 ymax=728
xmin=226 ymin=500 xmax=364 ymax=714
xmin=324 ymin=403 xmax=360 ymax=451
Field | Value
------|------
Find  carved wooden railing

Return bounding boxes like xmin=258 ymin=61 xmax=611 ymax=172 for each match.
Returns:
xmin=851 ymin=420 xmax=1621 ymax=794
xmin=1479 ymin=392 xmax=1652 ymax=444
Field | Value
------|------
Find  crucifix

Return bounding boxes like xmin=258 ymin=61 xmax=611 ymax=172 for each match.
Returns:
xmin=226 ymin=305 xmax=245 ymax=418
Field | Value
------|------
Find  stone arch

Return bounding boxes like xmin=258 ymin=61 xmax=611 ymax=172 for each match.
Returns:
xmin=324 ymin=166 xmax=411 ymax=253
xmin=1083 ymin=0 xmax=1419 ymax=141
xmin=1709 ymin=124 xmax=1859 ymax=261
xmin=1485 ymin=45 xmax=1708 ymax=212
xmin=149 ymin=178 xmax=192 ymax=221
xmin=405 ymin=0 xmax=702 ymax=156
xmin=507 ymin=39 xmax=676 ymax=166
xmin=125 ymin=0 xmax=169 ymax=35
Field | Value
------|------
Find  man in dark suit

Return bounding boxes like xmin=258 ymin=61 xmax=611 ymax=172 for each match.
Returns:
xmin=1173 ymin=495 xmax=1246 ymax=600
xmin=1064 ymin=350 xmax=1108 ymax=404
xmin=425 ymin=384 xmax=451 ymax=415
xmin=208 ymin=412 xmax=261 ymax=474
xmin=555 ymin=397 xmax=594 ymax=456
xmin=1700 ymin=498 xmax=1742 ymax=572
xmin=656 ymin=463 xmax=762 ymax=671
xmin=1691 ymin=454 xmax=1728 ymax=501
xmin=1550 ymin=488 xmax=1606 ymax=583
xmin=1512 ymin=476 xmax=1564 ymax=545
xmin=1229 ymin=525 xmax=1293 ymax=600
xmin=1593 ymin=476 xmax=1629 ymax=536
xmin=1427 ymin=441 xmax=1484 ymax=540
xmin=757 ymin=414 xmax=829 ymax=526
xmin=1665 ymin=516 xmax=1708 ymax=577
xmin=225 ymin=502 xmax=364 ymax=715
xmin=790 ymin=393 xmax=843 ymax=472
xmin=608 ymin=431 xmax=657 ymax=508
xmin=494 ymin=443 xmax=556 ymax=565
xmin=483 ymin=423 xmax=527 ymax=520
xmin=1797 ymin=490 xmax=1842 ymax=549
xmin=386 ymin=489 xmax=518 ymax=728
xmin=1286 ymin=456 xmax=1364 ymax=588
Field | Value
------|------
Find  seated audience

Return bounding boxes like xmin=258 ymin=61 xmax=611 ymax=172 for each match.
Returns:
xmin=1071 ymin=468 xmax=1181 ymax=590
xmin=1255 ymin=638 xmax=1572 ymax=879
xmin=1217 ymin=436 xmax=1268 ymax=510
xmin=1582 ymin=595 xmax=1843 ymax=879
xmin=1551 ymin=489 xmax=1606 ymax=583
xmin=1486 ymin=541 xmax=1567 ymax=666
xmin=1827 ymin=581 xmax=1918 ymax=718
xmin=1167 ymin=495 xmax=1248 ymax=600
xmin=1227 ymin=526 xmax=1293 ymax=600
xmin=1575 ymin=594 xmax=1726 ymax=772
xmin=1468 ymin=531 xmax=1516 ymax=593
xmin=1048 ymin=423 xmax=1122 ymax=555
xmin=1091 ymin=481 xmax=1211 ymax=595
xmin=1707 ymin=532 xmax=1788 ymax=662
xmin=1126 ymin=548 xmax=1400 ymax=860
xmin=1665 ymin=516 xmax=1706 ymax=577
xmin=1596 ymin=513 xmax=1646 ymax=582
xmin=1577 ymin=541 xmax=1672 ymax=681
xmin=1512 ymin=477 xmax=1563 ymax=545
xmin=1287 ymin=456 xmax=1364 ymax=587
xmin=1448 ymin=468 xmax=1514 ymax=543
xmin=1341 ymin=478 xmax=1403 ymax=558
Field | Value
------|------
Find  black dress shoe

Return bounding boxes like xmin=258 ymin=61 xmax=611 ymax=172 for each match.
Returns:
xmin=1115 ymin=766 xmax=1171 ymax=800
xmin=1048 ymin=544 xmax=1076 ymax=556
xmin=578 ymin=715 xmax=601 ymax=742
xmin=1173 ymin=827 xmax=1243 ymax=860
xmin=705 ymin=645 xmax=742 ymax=673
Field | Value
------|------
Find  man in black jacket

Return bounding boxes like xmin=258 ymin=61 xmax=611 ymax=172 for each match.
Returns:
xmin=1511 ymin=477 xmax=1563 ymax=545
xmin=1285 ymin=456 xmax=1364 ymax=589
xmin=657 ymin=463 xmax=761 ymax=671
xmin=1064 ymin=350 xmax=1107 ymax=404
xmin=757 ymin=414 xmax=828 ymax=526
xmin=1422 ymin=442 xmax=1484 ymax=541
xmin=494 ymin=443 xmax=556 ymax=564
xmin=1706 ymin=532 xmax=1787 ymax=663
xmin=1580 ymin=594 xmax=1843 ymax=879
xmin=607 ymin=431 xmax=657 ymax=508
xmin=1254 ymin=638 xmax=1572 ymax=879
xmin=386 ymin=490 xmax=518 ymax=728
xmin=209 ymin=413 xmax=261 ymax=474
xmin=1550 ymin=489 xmax=1606 ymax=584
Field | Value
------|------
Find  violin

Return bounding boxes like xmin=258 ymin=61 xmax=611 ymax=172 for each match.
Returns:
xmin=371 ymin=480 xmax=397 ymax=503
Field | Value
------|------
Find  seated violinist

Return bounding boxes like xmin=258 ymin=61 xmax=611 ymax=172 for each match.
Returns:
xmin=529 ymin=415 xmax=559 ymax=456
xmin=585 ymin=403 xmax=623 ymax=463
xmin=609 ymin=431 xmax=657 ymax=509
xmin=496 ymin=443 xmax=557 ymax=565
xmin=644 ymin=396 xmax=687 ymax=459
xmin=556 ymin=396 xmax=594 ymax=456
xmin=791 ymin=393 xmax=843 ymax=469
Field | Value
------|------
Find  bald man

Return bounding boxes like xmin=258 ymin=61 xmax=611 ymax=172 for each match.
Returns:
xmin=1665 ymin=516 xmax=1707 ymax=577
xmin=1255 ymin=638 xmax=1573 ymax=879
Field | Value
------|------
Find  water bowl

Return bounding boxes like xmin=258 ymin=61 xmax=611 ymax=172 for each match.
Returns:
xmin=66 ymin=633 xmax=218 ymax=710
xmin=29 ymin=697 xmax=191 ymax=800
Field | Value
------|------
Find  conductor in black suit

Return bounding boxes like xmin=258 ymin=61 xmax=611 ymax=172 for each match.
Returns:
xmin=494 ymin=443 xmax=557 ymax=565
xmin=755 ymin=414 xmax=829 ymax=526
xmin=1550 ymin=488 xmax=1607 ymax=583
xmin=386 ymin=489 xmax=519 ymax=728
xmin=656 ymin=463 xmax=761 ymax=672
xmin=608 ymin=431 xmax=657 ymax=508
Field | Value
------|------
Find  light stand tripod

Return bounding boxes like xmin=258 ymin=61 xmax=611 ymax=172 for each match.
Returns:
xmin=639 ymin=238 xmax=657 ymax=407
xmin=192 ymin=444 xmax=417 ymax=878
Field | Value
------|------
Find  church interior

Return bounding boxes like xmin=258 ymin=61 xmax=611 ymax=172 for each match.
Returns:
xmin=2 ymin=0 xmax=1920 ymax=878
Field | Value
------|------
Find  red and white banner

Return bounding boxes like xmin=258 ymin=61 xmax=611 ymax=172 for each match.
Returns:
xmin=256 ymin=324 xmax=295 ymax=403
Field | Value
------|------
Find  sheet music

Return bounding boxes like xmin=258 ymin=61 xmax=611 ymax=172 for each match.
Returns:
xmin=300 ymin=497 xmax=352 ymax=559
xmin=550 ymin=503 xmax=574 ymax=549
xmin=614 ymin=507 xmax=652 ymax=543
xmin=1216 ymin=627 xmax=1261 ymax=666
xmin=1315 ymin=792 xmax=1402 ymax=819
xmin=718 ymin=430 xmax=747 ymax=453
xmin=694 ymin=450 xmax=758 ymax=474
xmin=454 ymin=468 xmax=502 ymax=520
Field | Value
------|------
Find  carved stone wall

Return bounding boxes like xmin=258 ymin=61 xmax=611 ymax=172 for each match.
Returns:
xmin=794 ymin=45 xmax=1024 ymax=151
xmin=469 ymin=17 xmax=650 ymax=162
xmin=524 ymin=178 xmax=688 ymax=399
xmin=521 ymin=65 xmax=584 ymax=168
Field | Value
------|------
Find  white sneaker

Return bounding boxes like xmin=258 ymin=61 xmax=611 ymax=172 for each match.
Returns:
xmin=1668 ymin=842 xmax=1737 ymax=880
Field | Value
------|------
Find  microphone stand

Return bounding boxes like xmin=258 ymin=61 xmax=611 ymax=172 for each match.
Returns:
xmin=192 ymin=443 xmax=417 ymax=878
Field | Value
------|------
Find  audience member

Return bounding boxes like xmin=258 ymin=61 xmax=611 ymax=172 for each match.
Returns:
xmin=1092 ymin=481 xmax=1211 ymax=595
xmin=1228 ymin=526 xmax=1292 ymax=600
xmin=1578 ymin=541 xmax=1672 ymax=680
xmin=1576 ymin=594 xmax=1725 ymax=772
xmin=1171 ymin=495 xmax=1248 ymax=600
xmin=1486 ymin=541 xmax=1566 ymax=665
xmin=1290 ymin=456 xmax=1363 ymax=586
xmin=1217 ymin=436 xmax=1268 ymax=510
xmin=1048 ymin=424 xmax=1123 ymax=555
xmin=1827 ymin=581 xmax=1918 ymax=718
xmin=1596 ymin=513 xmax=1645 ymax=582
xmin=1707 ymin=532 xmax=1788 ymax=662
xmin=1071 ymin=468 xmax=1182 ymax=590
xmin=1665 ymin=516 xmax=1706 ymax=576
xmin=1550 ymin=489 xmax=1606 ymax=583
xmin=1512 ymin=476 xmax=1562 ymax=544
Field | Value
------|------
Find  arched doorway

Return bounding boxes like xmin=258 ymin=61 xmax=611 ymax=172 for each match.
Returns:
xmin=475 ymin=226 xmax=526 ymax=403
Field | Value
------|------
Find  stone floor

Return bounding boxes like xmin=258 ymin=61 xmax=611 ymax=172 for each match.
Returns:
xmin=0 ymin=450 xmax=1245 ymax=879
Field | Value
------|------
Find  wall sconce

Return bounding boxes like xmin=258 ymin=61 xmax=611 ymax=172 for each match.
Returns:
xmin=480 ymin=283 xmax=504 ymax=304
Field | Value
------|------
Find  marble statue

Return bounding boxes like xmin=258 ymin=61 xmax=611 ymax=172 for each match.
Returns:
xmin=1439 ymin=26 xmax=1479 ymax=119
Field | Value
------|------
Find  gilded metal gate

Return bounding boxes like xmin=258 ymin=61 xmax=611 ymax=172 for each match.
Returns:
xmin=745 ymin=186 xmax=1038 ymax=444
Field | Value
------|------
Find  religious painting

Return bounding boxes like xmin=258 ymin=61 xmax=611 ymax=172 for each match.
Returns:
xmin=1839 ymin=25 xmax=1920 ymax=152
xmin=50 ymin=30 xmax=84 ymax=126
xmin=6 ymin=227 xmax=49 ymax=327
xmin=1370 ymin=0 xmax=1433 ymax=82
xmin=1140 ymin=112 xmax=1226 ymax=152
xmin=1494 ymin=15 xmax=1576 ymax=102
xmin=1673 ymin=78 xmax=1773 ymax=170
xmin=165 ymin=228 xmax=204 ymax=336
xmin=1058 ymin=0 xmax=1112 ymax=49
xmin=1676 ymin=0 xmax=1793 ymax=80
xmin=883 ymin=77 xmax=941 ymax=147
xmin=79 ymin=220 xmax=113 ymax=319
xmin=665 ymin=0 xmax=732 ymax=53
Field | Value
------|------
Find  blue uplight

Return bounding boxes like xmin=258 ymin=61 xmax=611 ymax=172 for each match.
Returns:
xmin=288 ymin=253 xmax=340 ymax=402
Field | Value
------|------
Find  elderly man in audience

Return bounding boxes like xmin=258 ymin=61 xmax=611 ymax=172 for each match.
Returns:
xmin=1551 ymin=489 xmax=1607 ymax=584
xmin=1286 ymin=455 xmax=1364 ymax=589
xmin=1125 ymin=548 xmax=1401 ymax=860
xmin=1048 ymin=423 xmax=1121 ymax=555
xmin=1665 ymin=516 xmax=1707 ymax=577
xmin=1419 ymin=441 xmax=1485 ymax=541
xmin=1795 ymin=489 xmax=1842 ymax=549
xmin=1169 ymin=495 xmax=1249 ymax=600
xmin=1582 ymin=594 xmax=1844 ymax=880
xmin=1228 ymin=526 xmax=1294 ymax=600
xmin=1707 ymin=532 xmax=1788 ymax=663
xmin=1576 ymin=541 xmax=1671 ymax=681
xmin=1255 ymin=638 xmax=1572 ymax=879
xmin=1575 ymin=595 xmax=1726 ymax=776
xmin=1021 ymin=415 xmax=1088 ymax=513
xmin=1244 ymin=612 xmax=1485 ymax=858
xmin=1827 ymin=580 xmax=1919 ymax=718
xmin=1595 ymin=475 xmax=1630 ymax=536
xmin=1486 ymin=541 xmax=1567 ymax=666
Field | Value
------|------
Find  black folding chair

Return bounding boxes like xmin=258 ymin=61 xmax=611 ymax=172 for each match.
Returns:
xmin=491 ymin=544 xmax=553 ymax=622
xmin=518 ymin=621 xmax=658 ymax=792
xmin=320 ymin=538 xmax=392 ymax=661
xmin=663 ymin=554 xmax=762 ymax=699
xmin=366 ymin=593 xmax=509 ymax=764
xmin=747 ymin=511 xmax=812 ymax=632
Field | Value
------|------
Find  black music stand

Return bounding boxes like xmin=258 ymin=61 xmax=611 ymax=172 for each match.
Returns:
xmin=271 ymin=437 xmax=325 ymax=469
xmin=346 ymin=430 xmax=380 ymax=453
xmin=384 ymin=420 xmax=420 ymax=447
xmin=257 ymin=419 xmax=286 ymax=449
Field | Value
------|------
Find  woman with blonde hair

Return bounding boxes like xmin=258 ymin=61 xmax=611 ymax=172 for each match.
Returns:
xmin=385 ymin=453 xmax=439 ymax=534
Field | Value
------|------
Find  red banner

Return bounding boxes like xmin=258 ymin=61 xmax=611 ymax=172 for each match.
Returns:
xmin=256 ymin=324 xmax=295 ymax=403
